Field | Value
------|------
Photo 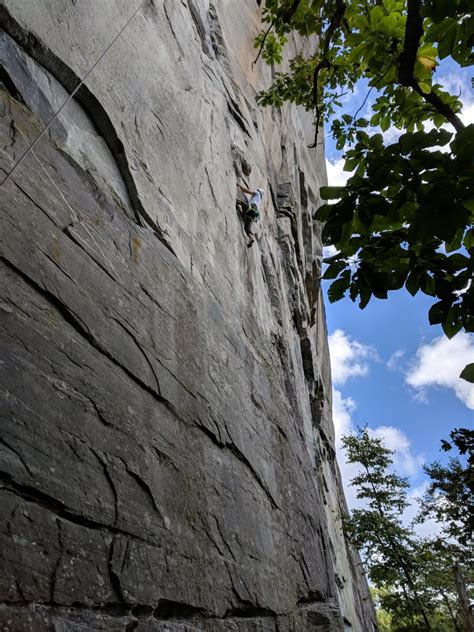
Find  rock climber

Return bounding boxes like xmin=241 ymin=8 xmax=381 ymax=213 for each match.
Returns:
xmin=236 ymin=183 xmax=265 ymax=248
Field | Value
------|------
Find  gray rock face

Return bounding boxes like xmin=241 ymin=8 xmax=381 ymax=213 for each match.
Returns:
xmin=0 ymin=2 xmax=376 ymax=630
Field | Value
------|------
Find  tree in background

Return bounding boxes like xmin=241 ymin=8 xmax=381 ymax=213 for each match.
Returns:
xmin=254 ymin=0 xmax=474 ymax=382
xmin=417 ymin=428 xmax=474 ymax=632
xmin=342 ymin=427 xmax=433 ymax=629
xmin=418 ymin=427 xmax=473 ymax=546
xmin=342 ymin=427 xmax=472 ymax=631
xmin=415 ymin=540 xmax=471 ymax=632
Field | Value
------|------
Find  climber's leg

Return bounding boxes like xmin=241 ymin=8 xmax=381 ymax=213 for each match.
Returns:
xmin=237 ymin=198 xmax=249 ymax=215
xmin=244 ymin=215 xmax=255 ymax=247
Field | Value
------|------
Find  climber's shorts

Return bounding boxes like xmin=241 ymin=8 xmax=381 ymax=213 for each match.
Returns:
xmin=246 ymin=203 xmax=260 ymax=220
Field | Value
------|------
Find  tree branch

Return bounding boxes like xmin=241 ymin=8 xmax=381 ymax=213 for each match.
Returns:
xmin=398 ymin=0 xmax=465 ymax=132
xmin=252 ymin=23 xmax=273 ymax=67
xmin=410 ymin=80 xmax=465 ymax=132
xmin=398 ymin=0 xmax=423 ymax=87
xmin=309 ymin=0 xmax=346 ymax=148
xmin=253 ymin=1 xmax=301 ymax=67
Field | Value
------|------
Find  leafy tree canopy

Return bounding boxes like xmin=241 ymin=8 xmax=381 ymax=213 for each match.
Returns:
xmin=342 ymin=428 xmax=432 ymax=628
xmin=417 ymin=427 xmax=474 ymax=545
xmin=255 ymin=0 xmax=474 ymax=380
xmin=343 ymin=427 xmax=472 ymax=631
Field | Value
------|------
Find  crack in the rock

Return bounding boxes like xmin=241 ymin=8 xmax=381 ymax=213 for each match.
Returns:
xmin=296 ymin=589 xmax=326 ymax=606
xmin=297 ymin=551 xmax=313 ymax=589
xmin=41 ymin=248 xmax=78 ymax=286
xmin=154 ymin=598 xmax=206 ymax=619
xmin=108 ymin=535 xmax=127 ymax=604
xmin=0 ymin=257 xmax=184 ymax=421
xmin=223 ymin=565 xmax=277 ymax=619
xmin=0 ymin=63 xmax=25 ymax=105
xmin=125 ymin=468 xmax=164 ymax=523
xmin=0 ymin=597 xmax=341 ymax=624
xmin=90 ymin=448 xmax=119 ymax=526
xmin=226 ymin=98 xmax=251 ymax=138
xmin=138 ymin=282 xmax=177 ymax=322
xmin=150 ymin=110 xmax=165 ymax=141
xmin=200 ymin=522 xmax=226 ymax=559
xmin=110 ymin=316 xmax=162 ymax=396
xmin=208 ymin=3 xmax=227 ymax=62
xmin=9 ymin=177 xmax=59 ymax=227
xmin=187 ymin=0 xmax=211 ymax=57
xmin=49 ymin=519 xmax=63 ymax=605
xmin=151 ymin=445 xmax=180 ymax=473
xmin=0 ymin=437 xmax=33 ymax=478
xmin=63 ymin=224 xmax=121 ymax=287
xmin=162 ymin=1 xmax=184 ymax=57
xmin=212 ymin=514 xmax=237 ymax=563
xmin=205 ymin=164 xmax=219 ymax=208
xmin=194 ymin=421 xmax=280 ymax=511
xmin=224 ymin=604 xmax=276 ymax=619
xmin=0 ymin=471 xmax=159 ymax=545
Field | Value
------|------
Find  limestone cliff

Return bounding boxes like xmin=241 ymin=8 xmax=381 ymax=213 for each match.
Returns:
xmin=0 ymin=1 xmax=376 ymax=630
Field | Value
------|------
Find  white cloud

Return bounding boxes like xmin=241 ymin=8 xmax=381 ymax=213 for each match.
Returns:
xmin=323 ymin=245 xmax=339 ymax=259
xmin=406 ymin=333 xmax=474 ymax=409
xmin=369 ymin=426 xmax=425 ymax=477
xmin=329 ymin=332 xmax=427 ymax=527
xmin=382 ymin=126 xmax=403 ymax=145
xmin=333 ymin=388 xmax=426 ymax=512
xmin=332 ymin=388 xmax=357 ymax=445
xmin=325 ymin=158 xmax=350 ymax=187
xmin=437 ymin=71 xmax=473 ymax=108
xmin=402 ymin=483 xmax=442 ymax=538
xmin=387 ymin=349 xmax=405 ymax=371
xmin=332 ymin=388 xmax=362 ymax=509
xmin=328 ymin=329 xmax=376 ymax=385
xmin=460 ymin=101 xmax=474 ymax=126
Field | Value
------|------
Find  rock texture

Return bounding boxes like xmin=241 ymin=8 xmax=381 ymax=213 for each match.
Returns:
xmin=0 ymin=1 xmax=376 ymax=630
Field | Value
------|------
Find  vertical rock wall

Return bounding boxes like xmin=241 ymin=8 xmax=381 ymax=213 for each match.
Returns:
xmin=0 ymin=1 xmax=376 ymax=630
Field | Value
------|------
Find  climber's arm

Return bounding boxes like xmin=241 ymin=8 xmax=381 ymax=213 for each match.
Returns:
xmin=237 ymin=183 xmax=254 ymax=196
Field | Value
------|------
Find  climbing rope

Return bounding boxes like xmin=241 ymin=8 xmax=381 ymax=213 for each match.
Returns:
xmin=14 ymin=123 xmax=114 ymax=264
xmin=0 ymin=0 xmax=146 ymax=188
xmin=15 ymin=125 xmax=79 ymax=222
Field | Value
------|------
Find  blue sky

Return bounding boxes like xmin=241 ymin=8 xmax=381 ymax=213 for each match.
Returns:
xmin=322 ymin=60 xmax=474 ymax=527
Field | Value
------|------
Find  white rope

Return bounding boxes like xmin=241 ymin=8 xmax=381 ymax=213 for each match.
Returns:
xmin=14 ymin=125 xmax=111 ymax=264
xmin=15 ymin=127 xmax=79 ymax=222
xmin=1 ymin=0 xmax=146 ymax=188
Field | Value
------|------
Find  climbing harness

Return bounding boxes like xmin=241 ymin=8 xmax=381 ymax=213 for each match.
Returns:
xmin=0 ymin=0 xmax=146 ymax=188
xmin=246 ymin=203 xmax=260 ymax=220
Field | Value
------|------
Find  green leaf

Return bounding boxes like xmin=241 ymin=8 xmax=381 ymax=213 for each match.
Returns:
xmin=460 ymin=363 xmax=474 ymax=383
xmin=442 ymin=307 xmax=462 ymax=339
xmin=446 ymin=228 xmax=464 ymax=253
xmin=406 ymin=271 xmax=420 ymax=296
xmin=320 ymin=186 xmax=346 ymax=200
xmin=323 ymin=260 xmax=346 ymax=279
xmin=359 ymin=286 xmax=372 ymax=309
xmin=328 ymin=272 xmax=351 ymax=302
xmin=462 ymin=194 xmax=474 ymax=212
xmin=429 ymin=300 xmax=450 ymax=325
xmin=437 ymin=22 xmax=457 ymax=59
xmin=447 ymin=253 xmax=469 ymax=269
xmin=420 ymin=273 xmax=436 ymax=297
xmin=418 ymin=81 xmax=432 ymax=94
xmin=464 ymin=228 xmax=474 ymax=250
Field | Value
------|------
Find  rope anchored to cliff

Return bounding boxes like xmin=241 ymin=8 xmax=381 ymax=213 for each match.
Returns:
xmin=0 ymin=0 xmax=147 ymax=188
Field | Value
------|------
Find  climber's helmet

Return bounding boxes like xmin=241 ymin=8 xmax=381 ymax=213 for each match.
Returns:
xmin=257 ymin=188 xmax=264 ymax=197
